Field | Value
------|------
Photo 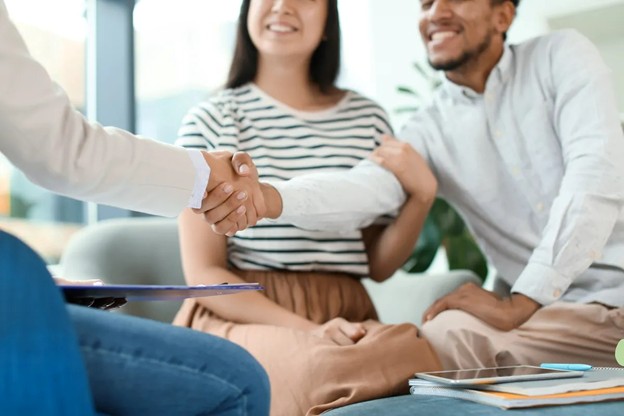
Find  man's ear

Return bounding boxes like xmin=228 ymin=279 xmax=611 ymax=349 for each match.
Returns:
xmin=493 ymin=1 xmax=516 ymax=37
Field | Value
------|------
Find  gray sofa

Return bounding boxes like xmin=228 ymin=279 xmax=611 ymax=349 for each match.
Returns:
xmin=59 ymin=217 xmax=480 ymax=325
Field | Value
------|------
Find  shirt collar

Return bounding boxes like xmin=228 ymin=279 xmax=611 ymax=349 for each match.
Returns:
xmin=441 ymin=43 xmax=513 ymax=102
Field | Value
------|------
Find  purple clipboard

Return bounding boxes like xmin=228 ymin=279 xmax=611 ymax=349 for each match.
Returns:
xmin=61 ymin=283 xmax=263 ymax=301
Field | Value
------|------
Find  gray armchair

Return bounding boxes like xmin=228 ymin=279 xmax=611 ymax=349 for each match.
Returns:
xmin=60 ymin=218 xmax=185 ymax=323
xmin=59 ymin=218 xmax=480 ymax=324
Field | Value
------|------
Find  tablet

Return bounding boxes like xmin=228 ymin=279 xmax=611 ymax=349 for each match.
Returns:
xmin=415 ymin=365 xmax=584 ymax=386
xmin=61 ymin=283 xmax=263 ymax=302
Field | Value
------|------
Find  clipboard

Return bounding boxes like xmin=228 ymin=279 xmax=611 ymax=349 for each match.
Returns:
xmin=61 ymin=283 xmax=263 ymax=302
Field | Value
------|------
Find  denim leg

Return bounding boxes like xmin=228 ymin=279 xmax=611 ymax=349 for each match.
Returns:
xmin=69 ymin=306 xmax=270 ymax=416
xmin=0 ymin=230 xmax=95 ymax=416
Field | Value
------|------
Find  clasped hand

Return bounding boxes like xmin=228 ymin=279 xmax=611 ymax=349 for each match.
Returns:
xmin=197 ymin=151 xmax=267 ymax=235
xmin=310 ymin=317 xmax=367 ymax=346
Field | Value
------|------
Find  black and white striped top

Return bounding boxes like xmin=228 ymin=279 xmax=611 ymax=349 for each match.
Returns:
xmin=176 ymin=83 xmax=393 ymax=276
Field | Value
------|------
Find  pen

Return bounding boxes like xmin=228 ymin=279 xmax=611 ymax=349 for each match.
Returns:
xmin=540 ymin=363 xmax=593 ymax=371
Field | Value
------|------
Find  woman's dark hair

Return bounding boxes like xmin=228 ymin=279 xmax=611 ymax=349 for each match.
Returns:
xmin=226 ymin=0 xmax=341 ymax=93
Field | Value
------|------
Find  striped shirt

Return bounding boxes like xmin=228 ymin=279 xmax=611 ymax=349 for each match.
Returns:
xmin=176 ymin=83 xmax=393 ymax=276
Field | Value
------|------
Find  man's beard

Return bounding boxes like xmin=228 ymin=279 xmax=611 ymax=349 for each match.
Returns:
xmin=428 ymin=30 xmax=493 ymax=71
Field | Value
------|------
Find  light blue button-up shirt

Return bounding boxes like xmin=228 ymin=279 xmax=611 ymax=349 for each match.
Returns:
xmin=273 ymin=30 xmax=624 ymax=307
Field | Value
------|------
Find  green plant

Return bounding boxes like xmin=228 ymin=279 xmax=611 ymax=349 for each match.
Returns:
xmin=396 ymin=63 xmax=488 ymax=282
xmin=402 ymin=199 xmax=488 ymax=281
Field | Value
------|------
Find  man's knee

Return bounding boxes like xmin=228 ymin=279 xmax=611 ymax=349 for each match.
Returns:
xmin=421 ymin=310 xmax=495 ymax=369
xmin=421 ymin=310 xmax=475 ymax=344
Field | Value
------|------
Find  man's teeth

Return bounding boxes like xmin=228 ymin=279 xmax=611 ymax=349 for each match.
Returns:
xmin=431 ymin=31 xmax=456 ymax=41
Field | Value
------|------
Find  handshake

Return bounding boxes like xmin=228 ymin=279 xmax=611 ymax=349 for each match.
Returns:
xmin=199 ymin=151 xmax=282 ymax=235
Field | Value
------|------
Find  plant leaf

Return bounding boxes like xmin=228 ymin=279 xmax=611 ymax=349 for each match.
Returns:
xmin=396 ymin=86 xmax=421 ymax=98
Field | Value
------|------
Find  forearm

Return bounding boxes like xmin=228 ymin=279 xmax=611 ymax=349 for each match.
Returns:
xmin=366 ymin=196 xmax=433 ymax=281
xmin=192 ymin=266 xmax=316 ymax=330
xmin=514 ymin=31 xmax=624 ymax=304
xmin=267 ymin=160 xmax=406 ymax=231
xmin=0 ymin=9 xmax=197 ymax=216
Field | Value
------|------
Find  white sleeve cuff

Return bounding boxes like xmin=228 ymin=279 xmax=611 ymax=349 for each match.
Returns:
xmin=186 ymin=149 xmax=211 ymax=209
xmin=511 ymin=262 xmax=572 ymax=305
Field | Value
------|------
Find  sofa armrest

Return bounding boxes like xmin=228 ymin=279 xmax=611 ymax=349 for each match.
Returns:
xmin=59 ymin=218 xmax=183 ymax=323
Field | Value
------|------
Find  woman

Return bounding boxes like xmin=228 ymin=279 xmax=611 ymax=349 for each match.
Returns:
xmin=174 ymin=0 xmax=441 ymax=414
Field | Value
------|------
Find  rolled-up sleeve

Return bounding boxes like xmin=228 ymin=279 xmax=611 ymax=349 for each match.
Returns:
xmin=511 ymin=31 xmax=624 ymax=304
xmin=270 ymin=160 xmax=406 ymax=232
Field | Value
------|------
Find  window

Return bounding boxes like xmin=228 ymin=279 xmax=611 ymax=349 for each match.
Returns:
xmin=0 ymin=0 xmax=86 ymax=262
xmin=134 ymin=0 xmax=242 ymax=144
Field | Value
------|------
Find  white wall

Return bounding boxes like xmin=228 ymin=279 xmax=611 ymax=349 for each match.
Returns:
xmin=338 ymin=0 xmax=425 ymax=131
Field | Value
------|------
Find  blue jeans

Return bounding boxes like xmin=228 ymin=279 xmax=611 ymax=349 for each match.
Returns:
xmin=70 ymin=305 xmax=270 ymax=416
xmin=1 ymin=227 xmax=268 ymax=416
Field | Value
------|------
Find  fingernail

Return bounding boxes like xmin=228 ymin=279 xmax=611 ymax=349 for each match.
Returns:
xmin=237 ymin=205 xmax=246 ymax=214
xmin=237 ymin=191 xmax=247 ymax=200
xmin=223 ymin=184 xmax=233 ymax=194
xmin=239 ymin=164 xmax=250 ymax=174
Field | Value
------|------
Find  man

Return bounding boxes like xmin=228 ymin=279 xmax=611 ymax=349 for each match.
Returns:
xmin=0 ymin=2 xmax=269 ymax=414
xmin=206 ymin=0 xmax=624 ymax=369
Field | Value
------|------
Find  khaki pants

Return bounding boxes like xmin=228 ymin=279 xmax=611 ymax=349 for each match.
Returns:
xmin=421 ymin=301 xmax=624 ymax=370
xmin=174 ymin=269 xmax=441 ymax=416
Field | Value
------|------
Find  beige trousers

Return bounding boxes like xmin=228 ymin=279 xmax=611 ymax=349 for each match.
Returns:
xmin=421 ymin=301 xmax=624 ymax=370
xmin=173 ymin=269 xmax=441 ymax=416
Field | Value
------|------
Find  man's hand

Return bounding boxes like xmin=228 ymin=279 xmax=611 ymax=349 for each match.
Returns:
xmin=197 ymin=151 xmax=266 ymax=235
xmin=422 ymin=282 xmax=541 ymax=331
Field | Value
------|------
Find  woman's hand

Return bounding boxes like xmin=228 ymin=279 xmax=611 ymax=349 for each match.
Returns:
xmin=370 ymin=135 xmax=437 ymax=203
xmin=310 ymin=317 xmax=366 ymax=346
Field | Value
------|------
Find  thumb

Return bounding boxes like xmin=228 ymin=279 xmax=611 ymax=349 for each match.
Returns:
xmin=342 ymin=322 xmax=366 ymax=340
xmin=232 ymin=151 xmax=253 ymax=176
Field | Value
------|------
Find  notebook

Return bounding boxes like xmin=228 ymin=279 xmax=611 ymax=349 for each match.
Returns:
xmin=479 ymin=367 xmax=624 ymax=396
xmin=409 ymin=367 xmax=624 ymax=409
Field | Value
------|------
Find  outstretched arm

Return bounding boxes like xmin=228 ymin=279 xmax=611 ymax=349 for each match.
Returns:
xmin=200 ymin=152 xmax=407 ymax=234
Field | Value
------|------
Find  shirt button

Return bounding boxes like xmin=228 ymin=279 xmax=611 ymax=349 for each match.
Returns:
xmin=536 ymin=202 xmax=544 ymax=212
xmin=553 ymin=289 xmax=562 ymax=298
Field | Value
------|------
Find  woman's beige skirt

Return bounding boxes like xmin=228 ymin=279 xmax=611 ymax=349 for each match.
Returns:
xmin=174 ymin=269 xmax=441 ymax=416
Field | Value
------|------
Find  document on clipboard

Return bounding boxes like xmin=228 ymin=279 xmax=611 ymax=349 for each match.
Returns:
xmin=61 ymin=283 xmax=263 ymax=302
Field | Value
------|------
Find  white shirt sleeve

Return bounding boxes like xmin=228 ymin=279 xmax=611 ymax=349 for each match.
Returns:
xmin=185 ymin=149 xmax=210 ymax=209
xmin=270 ymin=160 xmax=407 ymax=231
xmin=511 ymin=31 xmax=624 ymax=305
xmin=0 ymin=1 xmax=200 ymax=217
